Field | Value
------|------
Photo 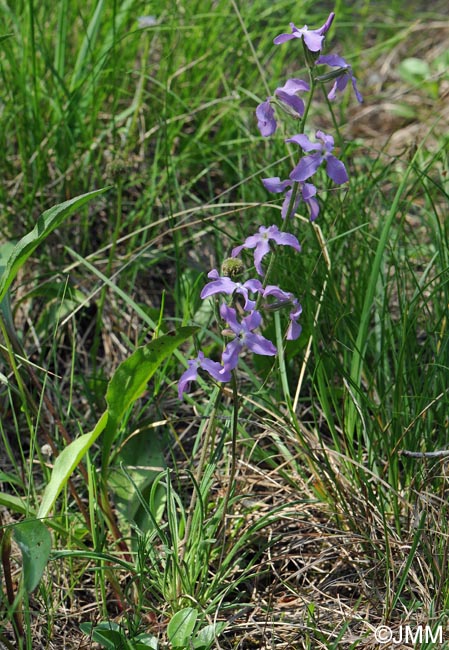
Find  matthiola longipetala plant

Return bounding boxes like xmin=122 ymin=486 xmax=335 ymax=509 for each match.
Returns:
xmin=179 ymin=11 xmax=362 ymax=400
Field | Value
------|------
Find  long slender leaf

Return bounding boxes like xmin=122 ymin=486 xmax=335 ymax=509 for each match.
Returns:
xmin=37 ymin=412 xmax=108 ymax=519
xmin=346 ymin=147 xmax=422 ymax=441
xmin=0 ymin=188 xmax=110 ymax=303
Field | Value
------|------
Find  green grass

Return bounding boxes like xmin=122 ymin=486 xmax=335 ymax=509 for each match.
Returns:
xmin=1 ymin=0 xmax=449 ymax=648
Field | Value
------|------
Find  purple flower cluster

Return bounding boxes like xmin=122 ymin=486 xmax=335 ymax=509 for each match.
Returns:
xmin=179 ymin=225 xmax=303 ymax=399
xmin=257 ymin=12 xmax=362 ymax=222
xmin=179 ymin=12 xmax=362 ymax=400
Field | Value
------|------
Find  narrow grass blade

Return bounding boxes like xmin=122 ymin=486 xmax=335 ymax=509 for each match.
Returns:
xmin=69 ymin=0 xmax=106 ymax=93
xmin=346 ymin=148 xmax=422 ymax=442
xmin=54 ymin=0 xmax=69 ymax=78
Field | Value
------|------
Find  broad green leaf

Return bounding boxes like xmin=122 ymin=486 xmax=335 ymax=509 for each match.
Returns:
xmin=134 ymin=633 xmax=158 ymax=649
xmin=101 ymin=327 xmax=198 ymax=470
xmin=0 ymin=188 xmax=109 ymax=303
xmin=37 ymin=412 xmax=108 ymax=519
xmin=194 ymin=624 xmax=226 ymax=648
xmin=398 ymin=57 xmax=430 ymax=83
xmin=0 ymin=241 xmax=18 ymax=343
xmin=38 ymin=328 xmax=197 ymax=518
xmin=193 ymin=623 xmax=226 ymax=649
xmin=80 ymin=622 xmax=131 ymax=649
xmin=108 ymin=427 xmax=166 ymax=530
xmin=167 ymin=608 xmax=198 ymax=647
xmin=13 ymin=519 xmax=52 ymax=592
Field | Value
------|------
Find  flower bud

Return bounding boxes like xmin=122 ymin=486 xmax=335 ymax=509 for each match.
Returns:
xmin=221 ymin=257 xmax=244 ymax=279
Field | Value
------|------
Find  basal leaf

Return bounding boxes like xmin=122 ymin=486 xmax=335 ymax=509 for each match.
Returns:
xmin=13 ymin=519 xmax=52 ymax=592
xmin=167 ymin=608 xmax=198 ymax=647
xmin=38 ymin=328 xmax=197 ymax=518
xmin=101 ymin=327 xmax=198 ymax=469
xmin=37 ymin=412 xmax=108 ymax=519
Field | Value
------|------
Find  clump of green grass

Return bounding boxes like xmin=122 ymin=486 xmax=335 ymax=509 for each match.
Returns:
xmin=1 ymin=1 xmax=449 ymax=649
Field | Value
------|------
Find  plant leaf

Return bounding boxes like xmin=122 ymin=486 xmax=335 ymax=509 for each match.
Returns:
xmin=101 ymin=327 xmax=198 ymax=470
xmin=38 ymin=328 xmax=197 ymax=519
xmin=37 ymin=412 xmax=108 ymax=519
xmin=80 ymin=622 xmax=132 ymax=649
xmin=0 ymin=188 xmax=110 ymax=303
xmin=167 ymin=608 xmax=198 ymax=647
xmin=13 ymin=519 xmax=52 ymax=592
xmin=108 ymin=426 xmax=166 ymax=530
xmin=193 ymin=623 xmax=226 ymax=649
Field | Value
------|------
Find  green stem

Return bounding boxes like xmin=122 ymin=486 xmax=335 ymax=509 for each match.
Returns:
xmin=323 ymin=90 xmax=344 ymax=150
xmin=218 ymin=370 xmax=239 ymax=561
xmin=180 ymin=387 xmax=222 ymax=565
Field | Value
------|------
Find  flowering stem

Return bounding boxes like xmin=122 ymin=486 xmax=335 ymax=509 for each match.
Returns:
xmin=300 ymin=62 xmax=317 ymax=135
xmin=180 ymin=386 xmax=222 ymax=566
xmin=323 ymin=90 xmax=344 ymax=150
xmin=255 ymin=78 xmax=318 ymax=305
xmin=274 ymin=311 xmax=294 ymax=415
xmin=219 ymin=369 xmax=239 ymax=541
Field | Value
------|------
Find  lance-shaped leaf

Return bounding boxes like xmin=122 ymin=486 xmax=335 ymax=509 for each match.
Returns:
xmin=0 ymin=188 xmax=110 ymax=303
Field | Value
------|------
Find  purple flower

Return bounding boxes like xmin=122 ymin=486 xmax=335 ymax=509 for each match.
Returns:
xmin=287 ymin=130 xmax=348 ymax=184
xmin=200 ymin=269 xmax=263 ymax=310
xmin=262 ymin=176 xmax=320 ymax=221
xmin=273 ymin=12 xmax=335 ymax=52
xmin=263 ymin=286 xmax=303 ymax=340
xmin=178 ymin=352 xmax=231 ymax=400
xmin=274 ymin=78 xmax=310 ymax=118
xmin=232 ymin=225 xmax=301 ymax=277
xmin=316 ymin=54 xmax=363 ymax=103
xmin=220 ymin=305 xmax=277 ymax=371
xmin=256 ymin=99 xmax=277 ymax=136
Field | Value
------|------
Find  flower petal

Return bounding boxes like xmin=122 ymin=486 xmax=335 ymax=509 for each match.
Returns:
xmin=275 ymin=91 xmax=305 ymax=117
xmin=270 ymin=230 xmax=301 ymax=252
xmin=290 ymin=153 xmax=322 ymax=182
xmin=200 ymin=356 xmax=231 ymax=383
xmin=281 ymin=188 xmax=301 ymax=219
xmin=306 ymin=196 xmax=320 ymax=221
xmin=222 ymin=339 xmax=242 ymax=371
xmin=287 ymin=320 xmax=302 ymax=340
xmin=243 ymin=310 xmax=263 ymax=331
xmin=245 ymin=332 xmax=277 ymax=356
xmin=302 ymin=30 xmax=324 ymax=52
xmin=273 ymin=32 xmax=297 ymax=45
xmin=178 ymin=361 xmax=199 ymax=400
xmin=316 ymin=12 xmax=335 ymax=35
xmin=200 ymin=276 xmax=235 ymax=299
xmin=325 ymin=155 xmax=349 ymax=184
xmin=262 ymin=176 xmax=292 ymax=193
xmin=253 ymin=239 xmax=271 ymax=276
xmin=256 ymin=100 xmax=277 ymax=137
xmin=286 ymin=133 xmax=320 ymax=152
xmin=277 ymin=78 xmax=310 ymax=94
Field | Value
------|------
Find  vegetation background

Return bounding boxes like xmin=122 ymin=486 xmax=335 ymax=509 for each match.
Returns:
xmin=1 ymin=0 xmax=449 ymax=648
